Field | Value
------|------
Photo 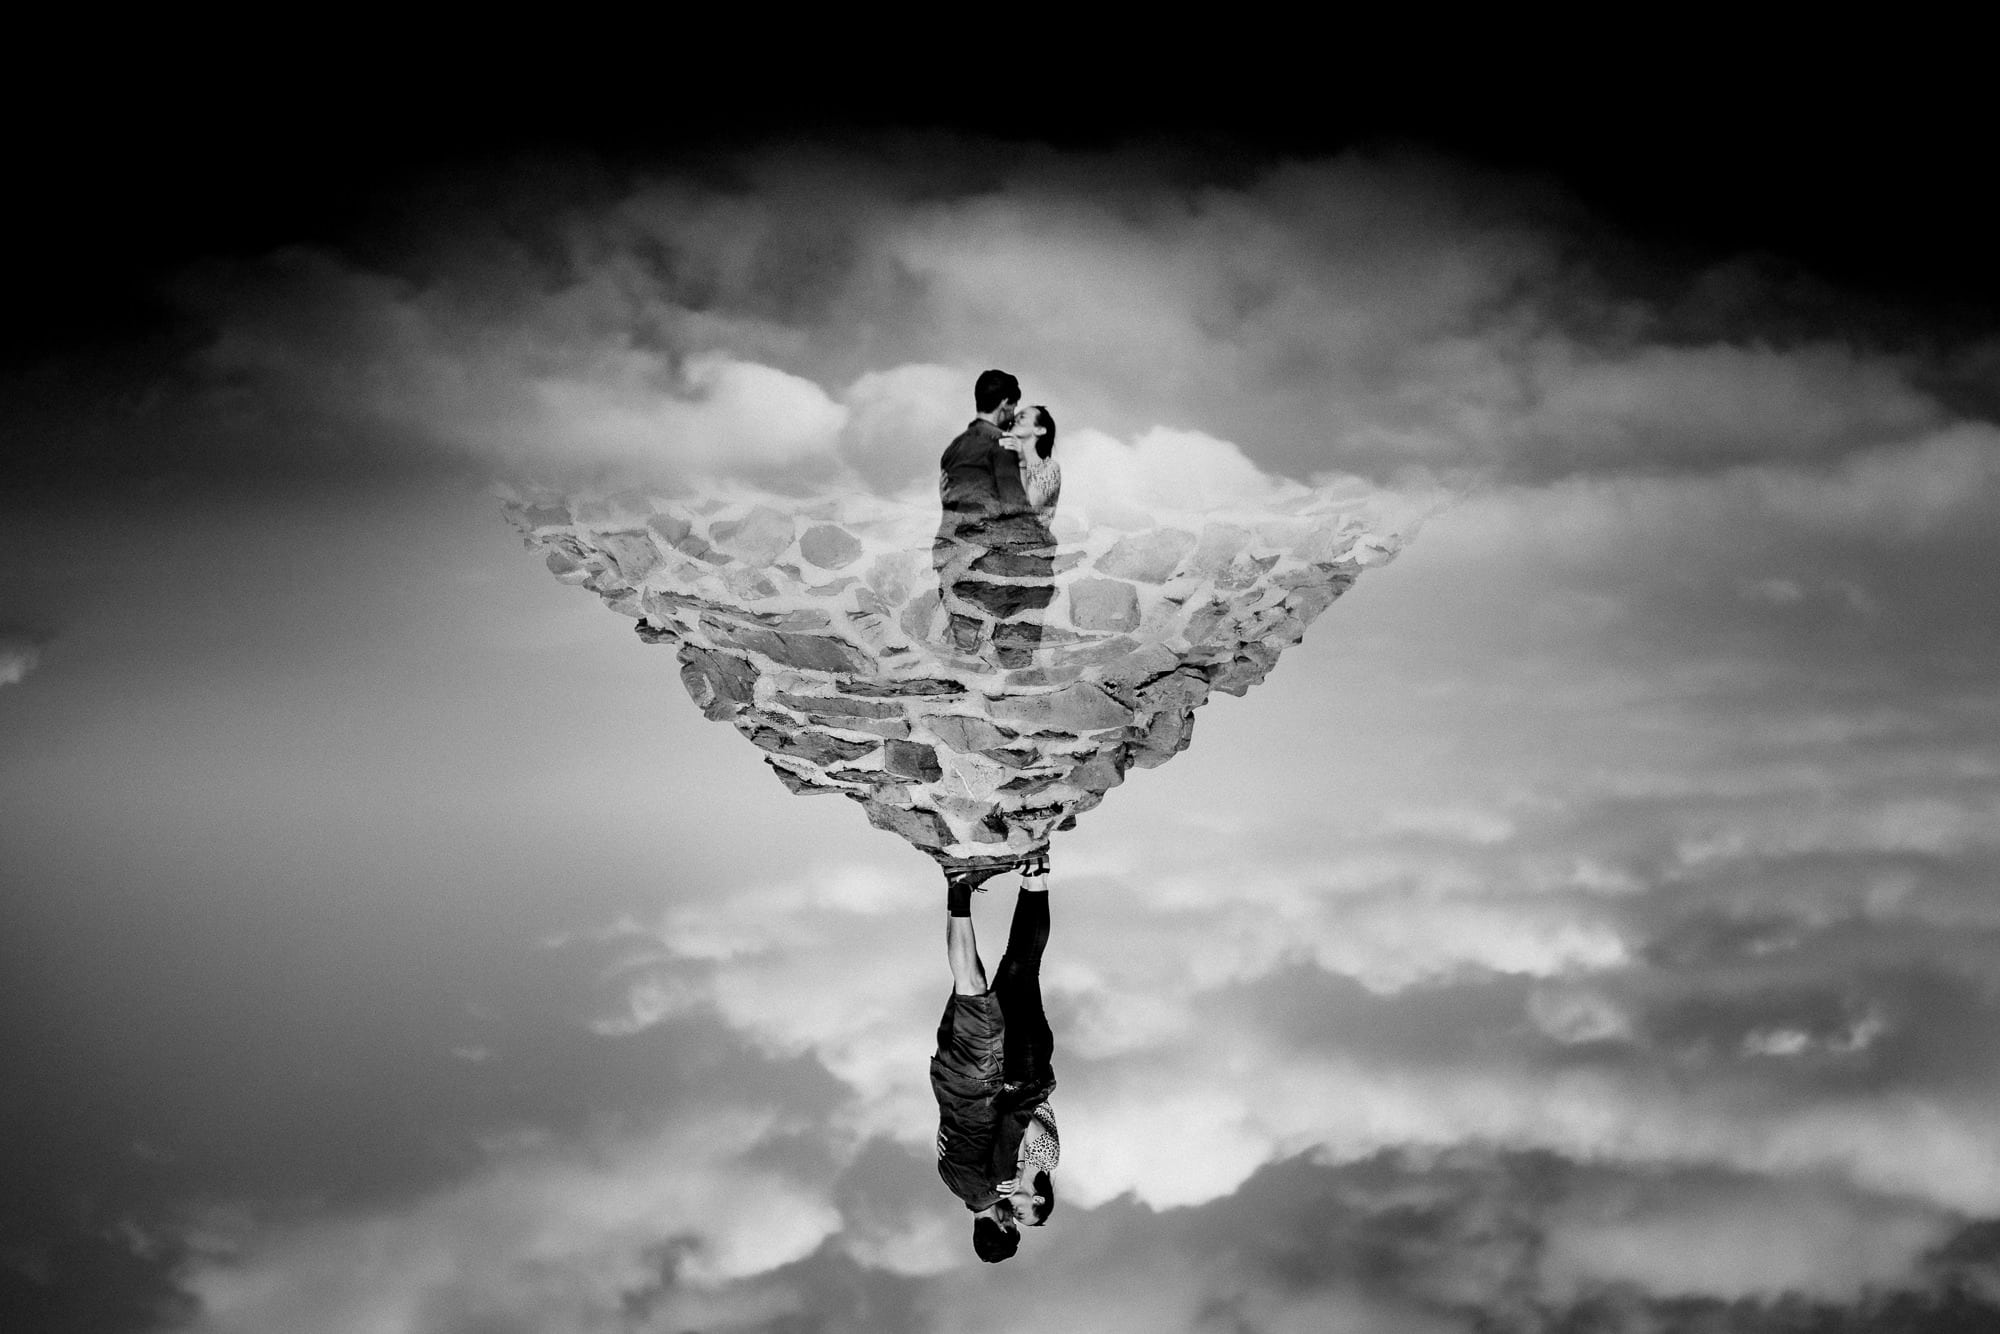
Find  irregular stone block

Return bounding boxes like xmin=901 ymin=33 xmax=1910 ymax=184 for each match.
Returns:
xmin=1000 ymin=773 xmax=1066 ymax=796
xmin=709 ymin=506 xmax=795 ymax=565
xmin=808 ymin=714 xmax=911 ymax=740
xmin=885 ymin=740 xmax=943 ymax=782
xmin=776 ymin=692 xmax=902 ymax=720
xmin=1068 ymin=577 xmax=1141 ymax=632
xmin=1096 ymin=528 xmax=1197 ymax=583
xmin=988 ymin=682 xmax=1130 ymax=732
xmin=644 ymin=587 xmax=709 ymax=614
xmin=1282 ymin=582 xmax=1341 ymax=624
xmin=723 ymin=566 xmax=780 ymax=600
xmin=971 ymin=550 xmax=1059 ymax=578
xmin=900 ymin=589 xmax=943 ymax=642
xmin=545 ymin=545 xmax=593 ymax=584
xmin=951 ymin=579 xmax=1056 ymax=619
xmin=746 ymin=725 xmax=878 ymax=767
xmin=766 ymin=759 xmax=845 ymax=795
xmin=864 ymin=802 xmax=952 ymax=851
xmin=993 ymin=620 xmax=1043 ymax=669
xmin=827 ymin=768 xmax=901 ymax=790
xmin=1209 ymin=644 xmax=1279 ymax=696
xmin=865 ymin=552 xmax=916 ymax=606
xmin=648 ymin=512 xmax=692 ymax=545
xmin=839 ymin=677 xmax=964 ymax=698
xmin=583 ymin=565 xmax=630 ymax=599
xmin=1136 ymin=664 xmax=1208 ymax=768
xmin=1189 ymin=523 xmax=1252 ymax=574
xmin=680 ymin=662 xmax=729 ymax=720
xmin=1129 ymin=710 xmax=1197 ymax=768
xmin=1094 ymin=643 xmax=1180 ymax=690
xmin=1069 ymin=749 xmax=1126 ymax=793
xmin=1181 ymin=599 xmax=1231 ymax=648
xmin=682 ymin=647 xmax=760 ymax=707
xmin=596 ymin=530 xmax=663 ymax=581
xmin=730 ymin=629 xmax=873 ymax=675
xmin=671 ymin=530 xmax=722 ymax=563
xmin=800 ymin=524 xmax=862 ymax=569
xmin=1058 ymin=635 xmax=1140 ymax=667
xmin=931 ymin=715 xmax=1014 ymax=753
xmin=1002 ymin=665 xmax=1086 ymax=689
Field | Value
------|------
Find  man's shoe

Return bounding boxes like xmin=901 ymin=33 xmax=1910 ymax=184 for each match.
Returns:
xmin=946 ymin=862 xmax=1012 ymax=915
xmin=948 ymin=864 xmax=1012 ymax=892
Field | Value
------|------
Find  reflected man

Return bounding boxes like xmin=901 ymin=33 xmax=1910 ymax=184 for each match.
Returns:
xmin=931 ymin=856 xmax=1060 ymax=1262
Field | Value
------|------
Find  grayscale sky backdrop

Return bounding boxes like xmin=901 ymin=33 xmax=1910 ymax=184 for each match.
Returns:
xmin=4 ymin=51 xmax=1998 ymax=1334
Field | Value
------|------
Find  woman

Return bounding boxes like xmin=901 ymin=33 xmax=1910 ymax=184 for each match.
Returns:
xmin=1003 ymin=405 xmax=1059 ymax=515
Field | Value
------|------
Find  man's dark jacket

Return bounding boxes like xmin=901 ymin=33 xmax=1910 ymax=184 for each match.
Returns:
xmin=939 ymin=418 xmax=1031 ymax=519
xmin=931 ymin=992 xmax=1057 ymax=1211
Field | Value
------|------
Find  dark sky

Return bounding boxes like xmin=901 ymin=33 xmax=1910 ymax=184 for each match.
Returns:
xmin=12 ymin=39 xmax=1996 ymax=372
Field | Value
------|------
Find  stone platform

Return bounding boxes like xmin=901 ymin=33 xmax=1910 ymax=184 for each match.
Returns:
xmin=504 ymin=485 xmax=1404 ymax=868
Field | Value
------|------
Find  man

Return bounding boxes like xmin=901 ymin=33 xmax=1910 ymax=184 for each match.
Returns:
xmin=938 ymin=368 xmax=1031 ymax=519
xmin=930 ymin=852 xmax=1060 ymax=1262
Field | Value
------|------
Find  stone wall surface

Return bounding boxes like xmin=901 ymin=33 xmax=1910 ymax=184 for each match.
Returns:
xmin=503 ymin=485 xmax=1405 ymax=869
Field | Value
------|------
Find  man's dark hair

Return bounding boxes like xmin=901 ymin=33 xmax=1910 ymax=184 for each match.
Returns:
xmin=972 ymin=1214 xmax=1020 ymax=1263
xmin=974 ymin=369 xmax=1022 ymax=415
xmin=1029 ymin=1170 xmax=1055 ymax=1224
xmin=1028 ymin=406 xmax=1057 ymax=459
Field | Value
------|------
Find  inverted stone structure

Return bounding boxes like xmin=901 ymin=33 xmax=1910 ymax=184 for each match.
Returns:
xmin=503 ymin=485 xmax=1405 ymax=870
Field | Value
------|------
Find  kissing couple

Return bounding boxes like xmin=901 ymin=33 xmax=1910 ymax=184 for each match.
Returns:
xmin=927 ymin=369 xmax=1064 ymax=1262
xmin=939 ymin=368 xmax=1060 ymax=523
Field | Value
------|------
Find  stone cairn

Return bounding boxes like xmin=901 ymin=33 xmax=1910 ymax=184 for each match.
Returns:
xmin=503 ymin=486 xmax=1402 ymax=871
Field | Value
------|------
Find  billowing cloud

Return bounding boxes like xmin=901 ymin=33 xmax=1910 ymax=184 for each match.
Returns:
xmin=178 ymin=1109 xmax=845 ymax=1334
xmin=14 ymin=141 xmax=1989 ymax=502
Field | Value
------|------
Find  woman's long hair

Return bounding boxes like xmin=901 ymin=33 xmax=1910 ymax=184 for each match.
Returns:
xmin=1028 ymin=405 xmax=1057 ymax=459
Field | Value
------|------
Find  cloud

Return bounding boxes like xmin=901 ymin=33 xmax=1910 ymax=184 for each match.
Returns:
xmin=547 ymin=819 xmax=2000 ymax=1229
xmin=1539 ymin=1174 xmax=1953 ymax=1302
xmin=14 ymin=141 xmax=1989 ymax=501
xmin=1748 ymin=422 xmax=2000 ymax=538
xmin=520 ymin=350 xmax=849 ymax=473
xmin=179 ymin=1110 xmax=845 ymax=1334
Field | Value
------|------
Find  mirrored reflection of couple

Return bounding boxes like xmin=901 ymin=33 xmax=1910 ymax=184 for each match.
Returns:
xmin=930 ymin=369 xmax=1062 ymax=1262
